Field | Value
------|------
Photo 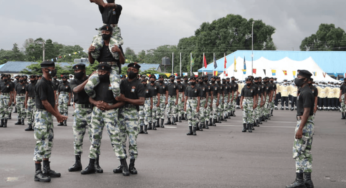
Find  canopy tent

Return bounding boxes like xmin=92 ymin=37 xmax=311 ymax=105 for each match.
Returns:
xmin=218 ymin=57 xmax=337 ymax=82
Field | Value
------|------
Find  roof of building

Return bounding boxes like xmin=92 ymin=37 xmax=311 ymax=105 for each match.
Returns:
xmin=198 ymin=50 xmax=346 ymax=75
xmin=0 ymin=61 xmax=88 ymax=73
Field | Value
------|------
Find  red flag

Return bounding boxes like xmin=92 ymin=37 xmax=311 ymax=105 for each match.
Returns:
xmin=174 ymin=73 xmax=178 ymax=76
xmin=323 ymin=72 xmax=326 ymax=78
xmin=224 ymin=55 xmax=227 ymax=68
xmin=214 ymin=71 xmax=218 ymax=76
xmin=253 ymin=69 xmax=257 ymax=74
xmin=283 ymin=70 xmax=287 ymax=76
xmin=203 ymin=54 xmax=207 ymax=68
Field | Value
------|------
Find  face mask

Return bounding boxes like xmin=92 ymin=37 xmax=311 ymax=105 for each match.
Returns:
xmin=4 ymin=79 xmax=8 ymax=82
xmin=308 ymin=83 xmax=312 ymax=86
xmin=99 ymin=74 xmax=110 ymax=82
xmin=294 ymin=78 xmax=305 ymax=87
xmin=19 ymin=80 xmax=23 ymax=83
xmin=246 ymin=83 xmax=251 ymax=86
xmin=54 ymin=78 xmax=57 ymax=80
xmin=102 ymin=34 xmax=111 ymax=41
xmin=217 ymin=81 xmax=221 ymax=84
xmin=199 ymin=81 xmax=203 ymax=84
xmin=143 ymin=84 xmax=147 ymax=87
xmin=127 ymin=71 xmax=138 ymax=79
xmin=204 ymin=80 xmax=208 ymax=83
xmin=63 ymin=80 xmax=67 ymax=83
xmin=159 ymin=80 xmax=164 ymax=83
xmin=74 ymin=72 xmax=84 ymax=79
xmin=211 ymin=81 xmax=215 ymax=84
xmin=232 ymin=80 xmax=235 ymax=82
xmin=177 ymin=81 xmax=181 ymax=84
xmin=170 ymin=79 xmax=174 ymax=82
xmin=190 ymin=82 xmax=196 ymax=86
xmin=48 ymin=69 xmax=57 ymax=77
xmin=31 ymin=80 xmax=36 ymax=84
xmin=150 ymin=80 xmax=155 ymax=84
xmin=184 ymin=80 xmax=188 ymax=83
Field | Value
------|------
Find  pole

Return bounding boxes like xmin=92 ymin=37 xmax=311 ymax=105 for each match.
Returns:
xmin=252 ymin=21 xmax=254 ymax=76
xmin=213 ymin=53 xmax=215 ymax=76
xmin=190 ymin=53 xmax=192 ymax=76
xmin=172 ymin=52 xmax=174 ymax=75
xmin=180 ymin=53 xmax=182 ymax=76
xmin=43 ymin=42 xmax=45 ymax=62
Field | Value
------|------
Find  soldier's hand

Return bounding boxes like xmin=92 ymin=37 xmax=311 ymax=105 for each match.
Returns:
xmin=8 ymin=102 xmax=11 ymax=107
xmin=184 ymin=107 xmax=186 ymax=111
xmin=216 ymin=102 xmax=219 ymax=106
xmin=165 ymin=101 xmax=168 ymax=105
xmin=313 ymin=106 xmax=317 ymax=114
xmin=111 ymin=45 xmax=121 ymax=53
xmin=88 ymin=45 xmax=95 ymax=53
xmin=175 ymin=101 xmax=178 ymax=105
xmin=57 ymin=115 xmax=67 ymax=123
xmin=196 ymin=107 xmax=199 ymax=113
xmin=253 ymin=104 xmax=257 ymax=110
xmin=156 ymin=103 xmax=160 ymax=107
xmin=240 ymin=105 xmax=243 ymax=110
xmin=204 ymin=104 xmax=207 ymax=108
xmin=295 ymin=128 xmax=303 ymax=139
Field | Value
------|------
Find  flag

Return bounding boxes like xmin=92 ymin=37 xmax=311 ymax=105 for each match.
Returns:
xmin=183 ymin=72 xmax=188 ymax=76
xmin=203 ymin=54 xmax=207 ymax=68
xmin=213 ymin=55 xmax=217 ymax=69
xmin=224 ymin=70 xmax=228 ymax=76
xmin=73 ymin=52 xmax=77 ymax=55
xmin=147 ymin=74 xmax=151 ymax=77
xmin=283 ymin=70 xmax=287 ymax=76
xmin=190 ymin=53 xmax=194 ymax=67
xmin=293 ymin=71 xmax=297 ymax=76
xmin=193 ymin=72 xmax=198 ymax=77
xmin=154 ymin=74 xmax=160 ymax=79
xmin=313 ymin=72 xmax=317 ymax=76
xmin=243 ymin=56 xmax=246 ymax=70
xmin=242 ymin=69 xmax=246 ymax=75
xmin=165 ymin=73 xmax=171 ymax=77
xmin=58 ymin=56 xmax=62 ymax=59
xmin=272 ymin=70 xmax=276 ymax=76
xmin=323 ymin=72 xmax=326 ymax=78
xmin=213 ymin=71 xmax=218 ymax=76
xmin=263 ymin=69 xmax=266 ymax=75
xmin=234 ymin=56 xmax=237 ymax=72
xmin=174 ymin=73 xmax=178 ymax=76
xmin=203 ymin=72 xmax=208 ymax=76
xmin=224 ymin=54 xmax=227 ymax=68
xmin=253 ymin=69 xmax=257 ymax=74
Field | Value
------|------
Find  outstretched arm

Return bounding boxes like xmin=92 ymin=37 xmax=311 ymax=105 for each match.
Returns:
xmin=90 ymin=0 xmax=106 ymax=7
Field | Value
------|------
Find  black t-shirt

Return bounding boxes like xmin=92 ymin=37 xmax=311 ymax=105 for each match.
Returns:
xmin=120 ymin=78 xmax=145 ymax=111
xmin=310 ymin=86 xmax=318 ymax=98
xmin=70 ymin=78 xmax=90 ymax=105
xmin=223 ymin=84 xmax=229 ymax=95
xmin=265 ymin=83 xmax=273 ymax=94
xmin=177 ymin=82 xmax=186 ymax=93
xmin=157 ymin=83 xmax=168 ymax=95
xmin=182 ymin=81 xmax=189 ymax=90
xmin=98 ymin=45 xmax=124 ymax=62
xmin=58 ymin=83 xmax=72 ymax=93
xmin=35 ymin=77 xmax=55 ymax=110
xmin=15 ymin=84 xmax=26 ymax=94
xmin=211 ymin=84 xmax=219 ymax=97
xmin=231 ymin=82 xmax=238 ymax=92
xmin=167 ymin=82 xmax=178 ymax=96
xmin=198 ymin=83 xmax=208 ymax=98
xmin=10 ymin=82 xmax=15 ymax=91
xmin=0 ymin=81 xmax=14 ymax=93
xmin=218 ymin=84 xmax=224 ymax=95
xmin=241 ymin=85 xmax=257 ymax=97
xmin=297 ymin=85 xmax=314 ymax=116
xmin=144 ymin=85 xmax=153 ymax=99
xmin=99 ymin=4 xmax=122 ymax=24
xmin=185 ymin=86 xmax=201 ymax=98
xmin=26 ymin=83 xmax=36 ymax=98
xmin=340 ymin=84 xmax=346 ymax=94
xmin=95 ymin=81 xmax=117 ymax=104
xmin=254 ymin=84 xmax=261 ymax=95
xmin=148 ymin=84 xmax=158 ymax=96
xmin=52 ymin=79 xmax=60 ymax=90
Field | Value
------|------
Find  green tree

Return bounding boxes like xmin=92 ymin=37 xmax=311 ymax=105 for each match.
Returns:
xmin=300 ymin=23 xmax=346 ymax=51
xmin=125 ymin=47 xmax=138 ymax=63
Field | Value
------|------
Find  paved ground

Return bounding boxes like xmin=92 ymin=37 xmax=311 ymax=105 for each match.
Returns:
xmin=1 ymin=108 xmax=346 ymax=188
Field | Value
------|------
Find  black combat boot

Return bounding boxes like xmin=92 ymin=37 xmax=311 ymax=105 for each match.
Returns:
xmin=205 ymin=121 xmax=209 ymax=129
xmin=21 ymin=118 xmax=25 ymax=125
xmin=199 ymin=123 xmax=203 ymax=131
xmin=186 ymin=126 xmax=193 ymax=136
xmin=164 ymin=118 xmax=171 ymax=125
xmin=68 ymin=155 xmax=82 ymax=172
xmin=248 ymin=124 xmax=252 ymax=133
xmin=160 ymin=119 xmax=164 ymax=128
xmin=171 ymin=117 xmax=176 ymax=125
xmin=304 ymin=172 xmax=314 ymax=188
xmin=147 ymin=123 xmax=152 ymax=130
xmin=15 ymin=119 xmax=21 ymax=125
xmin=209 ymin=118 xmax=213 ymax=126
xmin=42 ymin=160 xmax=61 ymax=178
xmin=181 ymin=115 xmax=185 ymax=120
xmin=271 ymin=110 xmax=273 ymax=116
xmin=192 ymin=126 xmax=197 ymax=136
xmin=185 ymin=114 xmax=187 ymax=120
xmin=25 ymin=123 xmax=34 ymax=131
xmin=179 ymin=116 xmax=182 ymax=122
xmin=139 ymin=126 xmax=145 ymax=134
xmin=3 ymin=119 xmax=7 ymax=128
xmin=129 ymin=159 xmax=138 ymax=174
xmin=14 ymin=107 xmax=17 ymax=113
xmin=120 ymin=159 xmax=130 ymax=176
xmin=342 ymin=113 xmax=345 ymax=119
xmin=213 ymin=119 xmax=217 ymax=126
xmin=8 ymin=113 xmax=11 ymax=119
xmin=216 ymin=117 xmax=222 ymax=123
xmin=81 ymin=159 xmax=96 ymax=175
xmin=34 ymin=163 xmax=51 ymax=182
xmin=196 ymin=123 xmax=200 ymax=131
xmin=156 ymin=119 xmax=160 ymax=127
xmin=286 ymin=173 xmax=306 ymax=188
xmin=258 ymin=119 xmax=262 ymax=125
xmin=58 ymin=122 xmax=64 ymax=126
xmin=220 ymin=115 xmax=224 ymax=121
xmin=242 ymin=124 xmax=247 ymax=132
xmin=95 ymin=154 xmax=103 ymax=173
xmin=230 ymin=111 xmax=233 ymax=116
xmin=144 ymin=125 xmax=148 ymax=134
xmin=63 ymin=120 xmax=67 ymax=126
xmin=233 ymin=111 xmax=236 ymax=117
xmin=0 ymin=119 xmax=3 ymax=127
xmin=113 ymin=161 xmax=123 ymax=174
xmin=153 ymin=122 xmax=157 ymax=130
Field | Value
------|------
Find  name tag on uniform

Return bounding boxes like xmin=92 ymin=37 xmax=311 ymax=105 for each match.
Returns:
xmin=266 ymin=87 xmax=269 ymax=90
xmin=312 ymin=91 xmax=314 ymax=94
xmin=258 ymin=88 xmax=260 ymax=91
xmin=6 ymin=85 xmax=9 ymax=88
xmin=251 ymin=89 xmax=253 ymax=93
xmin=208 ymin=87 xmax=210 ymax=90
xmin=109 ymin=84 xmax=112 ymax=90
xmin=155 ymin=87 xmax=157 ymax=90
xmin=163 ymin=86 xmax=165 ymax=89
xmin=173 ymin=85 xmax=175 ymax=88
xmin=146 ymin=90 xmax=149 ymax=93
xmin=203 ymin=88 xmax=205 ymax=91
xmin=221 ymin=87 xmax=223 ymax=89
xmin=215 ymin=88 xmax=217 ymax=90
xmin=131 ymin=86 xmax=136 ymax=93
xmin=225 ymin=87 xmax=228 ymax=89
xmin=195 ymin=89 xmax=197 ymax=93
xmin=65 ymin=86 xmax=68 ymax=89
xmin=22 ymin=87 xmax=25 ymax=89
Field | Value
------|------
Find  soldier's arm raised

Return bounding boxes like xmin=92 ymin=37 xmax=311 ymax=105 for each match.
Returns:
xmin=90 ymin=0 xmax=106 ymax=7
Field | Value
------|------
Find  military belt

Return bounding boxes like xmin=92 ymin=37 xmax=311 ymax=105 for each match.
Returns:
xmin=169 ymin=95 xmax=176 ymax=97
xmin=104 ymin=23 xmax=118 ymax=27
xmin=76 ymin=104 xmax=93 ymax=109
xmin=100 ymin=62 xmax=119 ymax=66
xmin=60 ymin=92 xmax=69 ymax=94
xmin=28 ymin=97 xmax=35 ymax=99
xmin=244 ymin=97 xmax=253 ymax=99
xmin=16 ymin=94 xmax=25 ymax=96
xmin=124 ymin=104 xmax=137 ymax=109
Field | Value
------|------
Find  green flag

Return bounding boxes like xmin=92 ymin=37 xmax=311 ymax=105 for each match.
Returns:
xmin=190 ymin=53 xmax=194 ymax=66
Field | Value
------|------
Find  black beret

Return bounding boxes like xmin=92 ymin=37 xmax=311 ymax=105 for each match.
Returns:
xmin=150 ymin=75 xmax=156 ymax=79
xmin=189 ymin=76 xmax=196 ymax=80
xmin=141 ymin=79 xmax=148 ymax=82
xmin=128 ymin=63 xmax=141 ymax=69
xmin=41 ymin=61 xmax=55 ymax=68
xmin=100 ymin=24 xmax=113 ymax=32
xmin=231 ymin=76 xmax=235 ymax=78
xmin=158 ymin=75 xmax=164 ymax=79
xmin=29 ymin=75 xmax=36 ymax=78
xmin=169 ymin=75 xmax=175 ymax=78
xmin=226 ymin=77 xmax=230 ymax=80
xmin=73 ymin=64 xmax=86 ymax=70
xmin=176 ymin=76 xmax=181 ymax=79
xmin=298 ymin=70 xmax=312 ymax=78
xmin=97 ymin=64 xmax=112 ymax=71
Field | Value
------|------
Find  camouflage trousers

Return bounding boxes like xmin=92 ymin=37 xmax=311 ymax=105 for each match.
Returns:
xmin=199 ymin=99 xmax=207 ymax=124
xmin=26 ymin=98 xmax=36 ymax=125
xmin=207 ymin=99 xmax=212 ymax=120
xmin=223 ymin=98 xmax=230 ymax=116
xmin=187 ymin=99 xmax=198 ymax=127
xmin=84 ymin=67 xmax=120 ymax=98
xmin=118 ymin=107 xmax=139 ymax=160
xmin=138 ymin=105 xmax=145 ymax=126
xmin=293 ymin=116 xmax=314 ymax=173
xmin=212 ymin=98 xmax=219 ymax=120
xmin=91 ymin=25 xmax=123 ymax=60
xmin=177 ymin=94 xmax=184 ymax=118
xmin=242 ymin=98 xmax=254 ymax=124
xmin=73 ymin=104 xmax=94 ymax=156
xmin=157 ymin=95 xmax=166 ymax=119
xmin=264 ymin=96 xmax=270 ymax=116
xmin=151 ymin=96 xmax=158 ymax=123
xmin=89 ymin=106 xmax=124 ymax=159
xmin=341 ymin=95 xmax=345 ymax=113
xmin=0 ymin=94 xmax=10 ymax=120
xmin=58 ymin=93 xmax=69 ymax=116
xmin=271 ymin=93 xmax=275 ymax=111
xmin=218 ymin=97 xmax=224 ymax=118
xmin=231 ymin=93 xmax=237 ymax=112
xmin=33 ymin=110 xmax=54 ymax=161
xmin=16 ymin=96 xmax=26 ymax=119
xmin=167 ymin=96 xmax=177 ymax=120
xmin=143 ymin=98 xmax=152 ymax=126
xmin=255 ymin=98 xmax=261 ymax=121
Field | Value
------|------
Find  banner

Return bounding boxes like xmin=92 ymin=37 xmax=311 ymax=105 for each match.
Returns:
xmin=313 ymin=72 xmax=317 ymax=76
xmin=154 ymin=74 xmax=159 ymax=79
xmin=147 ymin=74 xmax=151 ymax=77
xmin=344 ymin=73 xmax=346 ymax=78
xmin=213 ymin=71 xmax=218 ymax=76
xmin=165 ymin=73 xmax=171 ymax=77
xmin=203 ymin=72 xmax=208 ymax=75
xmin=293 ymin=71 xmax=296 ymax=76
xmin=203 ymin=53 xmax=207 ymax=68
xmin=234 ymin=56 xmax=237 ymax=72
xmin=242 ymin=69 xmax=246 ymax=75
xmin=243 ymin=56 xmax=246 ymax=70
xmin=213 ymin=55 xmax=217 ymax=69
xmin=253 ymin=69 xmax=257 ymax=74
xmin=193 ymin=72 xmax=198 ymax=77
xmin=272 ymin=70 xmax=276 ymax=76
xmin=283 ymin=70 xmax=287 ymax=76
xmin=174 ymin=73 xmax=178 ymax=77
xmin=224 ymin=54 xmax=227 ymax=68
xmin=182 ymin=72 xmax=188 ymax=76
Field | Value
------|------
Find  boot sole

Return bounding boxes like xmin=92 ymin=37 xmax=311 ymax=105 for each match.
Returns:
xmin=34 ymin=177 xmax=51 ymax=182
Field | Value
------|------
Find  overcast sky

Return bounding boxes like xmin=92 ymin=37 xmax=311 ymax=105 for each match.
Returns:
xmin=0 ymin=0 xmax=345 ymax=54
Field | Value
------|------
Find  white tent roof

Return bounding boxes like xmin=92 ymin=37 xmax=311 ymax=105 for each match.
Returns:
xmin=219 ymin=57 xmax=337 ymax=82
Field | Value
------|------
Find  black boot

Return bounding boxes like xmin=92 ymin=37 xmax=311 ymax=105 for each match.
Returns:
xmin=3 ymin=119 xmax=7 ymax=128
xmin=144 ymin=125 xmax=148 ymax=134
xmin=199 ymin=123 xmax=203 ymax=131
xmin=8 ymin=113 xmax=11 ymax=119
xmin=171 ymin=117 xmax=176 ymax=125
xmin=164 ymin=118 xmax=171 ymax=125
xmin=147 ymin=123 xmax=152 ymax=130
xmin=160 ymin=119 xmax=164 ymax=128
xmin=42 ymin=160 xmax=61 ymax=178
xmin=271 ymin=110 xmax=273 ymax=116
xmin=181 ymin=115 xmax=185 ymax=120
xmin=213 ymin=119 xmax=217 ymax=126
xmin=139 ymin=126 xmax=145 ymax=134
xmin=192 ymin=126 xmax=197 ymax=136
xmin=81 ymin=159 xmax=96 ymax=175
xmin=196 ymin=123 xmax=200 ymax=131
xmin=14 ymin=107 xmax=17 ymax=113
xmin=129 ymin=159 xmax=138 ymax=174
xmin=153 ymin=122 xmax=157 ymax=130
xmin=179 ymin=116 xmax=182 ymax=122
xmin=25 ymin=123 xmax=34 ymax=131
xmin=63 ymin=120 xmax=67 ymax=126
xmin=248 ymin=124 xmax=252 ymax=133
xmin=0 ymin=119 xmax=3 ymax=127
xmin=233 ymin=111 xmax=236 ymax=117
xmin=258 ymin=119 xmax=262 ymax=125
xmin=286 ymin=173 xmax=306 ymax=188
xmin=242 ymin=124 xmax=247 ymax=132
xmin=21 ymin=118 xmax=25 ymax=125
xmin=68 ymin=155 xmax=82 ymax=172
xmin=209 ymin=118 xmax=213 ymax=126
xmin=185 ymin=114 xmax=187 ymax=120
xmin=113 ymin=161 xmax=123 ymax=174
xmin=205 ymin=121 xmax=209 ymax=129
xmin=58 ymin=122 xmax=64 ymax=126
xmin=342 ymin=113 xmax=345 ymax=119
xmin=15 ymin=119 xmax=21 ymax=125
xmin=95 ymin=154 xmax=103 ymax=173
xmin=34 ymin=163 xmax=51 ymax=182
xmin=187 ymin=126 xmax=193 ymax=135
xmin=120 ymin=159 xmax=130 ymax=176
xmin=304 ymin=172 xmax=314 ymax=188
xmin=156 ymin=119 xmax=160 ymax=127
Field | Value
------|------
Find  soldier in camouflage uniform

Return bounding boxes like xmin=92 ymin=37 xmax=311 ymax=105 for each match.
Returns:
xmin=240 ymin=77 xmax=257 ymax=133
xmin=269 ymin=77 xmax=276 ymax=116
xmin=203 ymin=76 xmax=212 ymax=127
xmin=57 ymin=75 xmax=72 ymax=126
xmin=184 ymin=76 xmax=201 ymax=136
xmin=197 ymin=77 xmax=209 ymax=130
xmin=14 ymin=76 xmax=27 ymax=125
xmin=210 ymin=76 xmax=220 ymax=126
xmin=156 ymin=75 xmax=168 ymax=128
xmin=114 ymin=63 xmax=145 ymax=176
xmin=176 ymin=76 xmax=185 ymax=122
xmin=165 ymin=75 xmax=178 ymax=125
xmin=33 ymin=61 xmax=67 ymax=182
xmin=24 ymin=75 xmax=37 ymax=131
xmin=225 ymin=78 xmax=233 ymax=118
xmin=81 ymin=64 xmax=126 ymax=175
xmin=139 ymin=78 xmax=152 ymax=134
xmin=147 ymin=75 xmax=158 ymax=130
xmin=286 ymin=70 xmax=314 ymax=188
xmin=339 ymin=79 xmax=346 ymax=119
xmin=85 ymin=25 xmax=124 ymax=99
xmin=0 ymin=74 xmax=14 ymax=128
xmin=182 ymin=76 xmax=189 ymax=120
xmin=230 ymin=76 xmax=239 ymax=117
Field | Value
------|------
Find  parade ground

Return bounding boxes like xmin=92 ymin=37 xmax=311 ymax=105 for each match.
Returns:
xmin=1 ymin=108 xmax=346 ymax=188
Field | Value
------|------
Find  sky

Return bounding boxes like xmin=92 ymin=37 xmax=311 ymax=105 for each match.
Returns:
xmin=0 ymin=0 xmax=345 ymax=54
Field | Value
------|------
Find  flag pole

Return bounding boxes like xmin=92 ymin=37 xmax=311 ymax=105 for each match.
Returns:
xmin=180 ymin=52 xmax=181 ymax=76
xmin=213 ymin=53 xmax=215 ymax=76
xmin=172 ymin=52 xmax=174 ymax=75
